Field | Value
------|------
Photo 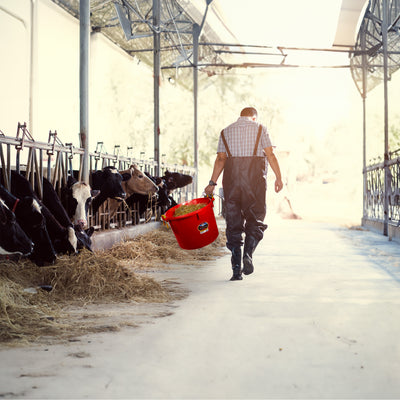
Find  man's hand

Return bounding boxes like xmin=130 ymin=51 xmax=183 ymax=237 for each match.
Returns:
xmin=275 ymin=179 xmax=283 ymax=193
xmin=204 ymin=185 xmax=215 ymax=197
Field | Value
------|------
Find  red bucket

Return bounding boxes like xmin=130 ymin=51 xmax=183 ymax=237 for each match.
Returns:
xmin=162 ymin=197 xmax=219 ymax=250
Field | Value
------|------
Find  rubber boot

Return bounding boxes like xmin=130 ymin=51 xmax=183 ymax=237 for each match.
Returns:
xmin=230 ymin=247 xmax=243 ymax=281
xmin=243 ymin=236 xmax=259 ymax=275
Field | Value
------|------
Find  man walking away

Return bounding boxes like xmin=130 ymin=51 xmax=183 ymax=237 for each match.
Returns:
xmin=204 ymin=107 xmax=283 ymax=281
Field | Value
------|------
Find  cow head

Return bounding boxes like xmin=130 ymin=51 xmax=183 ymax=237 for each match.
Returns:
xmin=15 ymin=197 xmax=57 ymax=266
xmin=162 ymin=170 xmax=193 ymax=191
xmin=75 ymin=225 xmax=95 ymax=252
xmin=68 ymin=178 xmax=99 ymax=229
xmin=52 ymin=225 xmax=78 ymax=255
xmin=0 ymin=199 xmax=33 ymax=256
xmin=92 ymin=166 xmax=126 ymax=201
xmin=62 ymin=176 xmax=99 ymax=229
xmin=121 ymin=164 xmax=158 ymax=196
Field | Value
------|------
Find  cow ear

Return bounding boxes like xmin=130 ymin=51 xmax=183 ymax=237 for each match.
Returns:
xmin=91 ymin=189 xmax=100 ymax=198
xmin=121 ymin=172 xmax=131 ymax=181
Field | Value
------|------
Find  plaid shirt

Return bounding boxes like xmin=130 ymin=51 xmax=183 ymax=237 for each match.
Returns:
xmin=217 ymin=117 xmax=272 ymax=157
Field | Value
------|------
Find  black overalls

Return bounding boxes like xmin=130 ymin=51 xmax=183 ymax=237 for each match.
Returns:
xmin=221 ymin=126 xmax=268 ymax=251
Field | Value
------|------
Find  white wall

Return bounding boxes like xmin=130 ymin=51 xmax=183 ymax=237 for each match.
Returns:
xmin=0 ymin=0 xmax=31 ymax=136
xmin=0 ymin=0 xmax=167 ymax=159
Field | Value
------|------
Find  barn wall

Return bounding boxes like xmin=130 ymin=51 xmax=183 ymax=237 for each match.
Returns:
xmin=0 ymin=0 xmax=193 ymax=163
xmin=0 ymin=0 xmax=31 ymax=136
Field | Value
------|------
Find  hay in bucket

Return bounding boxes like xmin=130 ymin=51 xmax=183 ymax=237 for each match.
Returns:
xmin=173 ymin=202 xmax=206 ymax=217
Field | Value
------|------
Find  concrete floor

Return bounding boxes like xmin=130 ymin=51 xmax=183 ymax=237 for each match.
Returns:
xmin=1 ymin=218 xmax=400 ymax=399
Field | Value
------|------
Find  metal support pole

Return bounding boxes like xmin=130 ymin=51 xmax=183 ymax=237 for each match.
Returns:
xmin=361 ymin=23 xmax=367 ymax=224
xmin=153 ymin=0 xmax=160 ymax=177
xmin=382 ymin=0 xmax=389 ymax=236
xmin=193 ymin=23 xmax=200 ymax=197
xmin=29 ymin=0 xmax=37 ymax=135
xmin=79 ymin=0 xmax=90 ymax=183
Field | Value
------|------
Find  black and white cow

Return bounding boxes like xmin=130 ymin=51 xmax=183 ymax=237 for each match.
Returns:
xmin=0 ymin=183 xmax=56 ymax=265
xmin=90 ymin=166 xmax=126 ymax=214
xmin=0 ymin=198 xmax=33 ymax=257
xmin=61 ymin=176 xmax=99 ymax=229
xmin=41 ymin=177 xmax=94 ymax=252
xmin=5 ymin=171 xmax=78 ymax=255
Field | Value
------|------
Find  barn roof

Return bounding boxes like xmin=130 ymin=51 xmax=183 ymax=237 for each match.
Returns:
xmin=51 ymin=0 xmax=369 ymax=88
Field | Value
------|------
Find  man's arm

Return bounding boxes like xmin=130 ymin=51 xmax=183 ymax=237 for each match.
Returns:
xmin=264 ymin=147 xmax=283 ymax=193
xmin=204 ymin=152 xmax=227 ymax=196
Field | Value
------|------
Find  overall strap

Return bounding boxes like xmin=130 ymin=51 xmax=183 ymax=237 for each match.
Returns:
xmin=221 ymin=130 xmax=232 ymax=157
xmin=253 ymin=125 xmax=263 ymax=156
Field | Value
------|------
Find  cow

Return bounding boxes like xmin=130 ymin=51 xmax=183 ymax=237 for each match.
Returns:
xmin=3 ymin=171 xmax=79 ymax=256
xmin=108 ymin=164 xmax=158 ymax=219
xmin=144 ymin=172 xmax=177 ymax=213
xmin=125 ymin=170 xmax=192 ymax=219
xmin=162 ymin=170 xmax=193 ymax=190
xmin=74 ymin=225 xmax=95 ymax=252
xmin=61 ymin=176 xmax=99 ymax=229
xmin=0 ymin=198 xmax=33 ymax=257
xmin=0 ymin=183 xmax=56 ymax=265
xmin=90 ymin=166 xmax=126 ymax=215
xmin=41 ymin=177 xmax=94 ymax=253
xmin=124 ymin=180 xmax=171 ymax=218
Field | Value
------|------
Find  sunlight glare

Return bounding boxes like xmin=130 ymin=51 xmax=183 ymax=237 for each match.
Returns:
xmin=216 ymin=0 xmax=342 ymax=48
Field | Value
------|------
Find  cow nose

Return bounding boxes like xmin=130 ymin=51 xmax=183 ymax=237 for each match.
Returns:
xmin=77 ymin=219 xmax=87 ymax=229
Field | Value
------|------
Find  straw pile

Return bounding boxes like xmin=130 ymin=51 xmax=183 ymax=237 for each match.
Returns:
xmin=0 ymin=253 xmax=167 ymax=344
xmin=109 ymin=224 xmax=227 ymax=267
xmin=0 ymin=225 xmax=226 ymax=345
xmin=0 ymin=268 xmax=60 ymax=343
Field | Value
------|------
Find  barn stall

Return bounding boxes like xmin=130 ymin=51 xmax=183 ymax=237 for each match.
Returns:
xmin=0 ymin=0 xmax=234 ymax=241
xmin=0 ymin=122 xmax=195 ymax=233
xmin=0 ymin=0 xmax=231 ymax=344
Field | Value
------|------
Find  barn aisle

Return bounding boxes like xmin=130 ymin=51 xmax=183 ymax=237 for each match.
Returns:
xmin=1 ymin=219 xmax=400 ymax=399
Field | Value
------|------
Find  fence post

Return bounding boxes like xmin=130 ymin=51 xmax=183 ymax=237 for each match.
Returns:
xmin=79 ymin=0 xmax=90 ymax=184
xmin=382 ymin=0 xmax=389 ymax=236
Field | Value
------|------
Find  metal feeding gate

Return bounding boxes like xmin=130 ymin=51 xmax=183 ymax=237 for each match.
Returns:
xmin=364 ymin=154 xmax=400 ymax=226
xmin=0 ymin=122 xmax=195 ymax=232
xmin=350 ymin=0 xmax=400 ymax=235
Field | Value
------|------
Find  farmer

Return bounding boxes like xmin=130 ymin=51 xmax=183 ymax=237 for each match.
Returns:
xmin=204 ymin=107 xmax=283 ymax=281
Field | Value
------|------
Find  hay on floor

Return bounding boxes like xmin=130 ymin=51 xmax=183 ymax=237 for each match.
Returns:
xmin=41 ymin=250 xmax=168 ymax=303
xmin=0 ymin=225 xmax=226 ymax=345
xmin=109 ymin=224 xmax=227 ymax=268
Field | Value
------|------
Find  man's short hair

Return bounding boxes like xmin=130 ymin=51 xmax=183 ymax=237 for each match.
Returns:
xmin=240 ymin=107 xmax=258 ymax=118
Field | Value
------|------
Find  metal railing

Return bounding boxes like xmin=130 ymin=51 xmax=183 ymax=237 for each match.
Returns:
xmin=364 ymin=152 xmax=400 ymax=226
xmin=0 ymin=123 xmax=196 ymax=231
